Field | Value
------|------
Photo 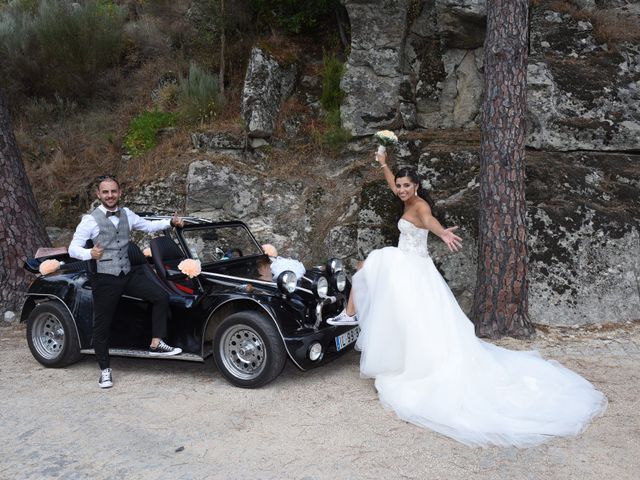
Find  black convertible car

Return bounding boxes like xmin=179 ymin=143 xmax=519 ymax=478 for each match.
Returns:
xmin=21 ymin=217 xmax=359 ymax=388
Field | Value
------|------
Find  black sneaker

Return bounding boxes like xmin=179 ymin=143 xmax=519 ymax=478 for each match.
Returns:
xmin=149 ymin=340 xmax=182 ymax=356
xmin=99 ymin=368 xmax=113 ymax=389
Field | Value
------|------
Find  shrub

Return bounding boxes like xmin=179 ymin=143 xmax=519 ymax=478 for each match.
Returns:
xmin=0 ymin=0 xmax=127 ymax=100
xmin=319 ymin=109 xmax=351 ymax=152
xmin=123 ymin=111 xmax=177 ymax=157
xmin=254 ymin=0 xmax=340 ymax=34
xmin=177 ymin=62 xmax=222 ymax=125
xmin=320 ymin=53 xmax=345 ymax=112
xmin=317 ymin=52 xmax=350 ymax=152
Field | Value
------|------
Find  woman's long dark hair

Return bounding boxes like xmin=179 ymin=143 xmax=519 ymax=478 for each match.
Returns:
xmin=394 ymin=167 xmax=437 ymax=216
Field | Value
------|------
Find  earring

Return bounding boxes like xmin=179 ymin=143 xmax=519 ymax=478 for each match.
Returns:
xmin=414 ymin=189 xmax=418 ymax=196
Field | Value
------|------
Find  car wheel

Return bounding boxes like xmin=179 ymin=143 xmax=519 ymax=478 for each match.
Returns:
xmin=26 ymin=302 xmax=82 ymax=368
xmin=213 ymin=310 xmax=287 ymax=388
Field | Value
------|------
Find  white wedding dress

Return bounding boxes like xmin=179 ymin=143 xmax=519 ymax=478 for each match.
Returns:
xmin=352 ymin=218 xmax=607 ymax=448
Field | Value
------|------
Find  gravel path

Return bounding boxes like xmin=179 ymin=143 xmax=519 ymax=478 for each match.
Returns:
xmin=1 ymin=321 xmax=638 ymax=480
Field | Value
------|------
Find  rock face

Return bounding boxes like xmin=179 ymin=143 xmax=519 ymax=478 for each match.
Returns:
xmin=340 ymin=0 xmax=409 ymax=136
xmin=344 ymin=147 xmax=640 ymax=326
xmin=527 ymin=8 xmax=640 ymax=151
xmin=435 ymin=0 xmax=486 ymax=49
xmin=131 ymin=143 xmax=639 ymax=326
xmin=179 ymin=157 xmax=365 ymax=262
xmin=241 ymin=47 xmax=298 ymax=138
xmin=341 ymin=0 xmax=640 ymax=151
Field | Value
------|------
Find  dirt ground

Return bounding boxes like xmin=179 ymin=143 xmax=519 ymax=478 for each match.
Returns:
xmin=1 ymin=320 xmax=639 ymax=480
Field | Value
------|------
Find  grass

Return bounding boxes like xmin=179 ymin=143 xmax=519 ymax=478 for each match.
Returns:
xmin=590 ymin=10 xmax=640 ymax=46
xmin=545 ymin=0 xmax=640 ymax=48
xmin=123 ymin=111 xmax=178 ymax=157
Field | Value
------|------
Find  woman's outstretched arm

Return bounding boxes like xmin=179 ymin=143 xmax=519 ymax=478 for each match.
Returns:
xmin=416 ymin=203 xmax=463 ymax=252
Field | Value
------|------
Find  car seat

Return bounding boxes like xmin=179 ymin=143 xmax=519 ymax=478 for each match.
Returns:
xmin=150 ymin=236 xmax=198 ymax=295
xmin=128 ymin=242 xmax=199 ymax=353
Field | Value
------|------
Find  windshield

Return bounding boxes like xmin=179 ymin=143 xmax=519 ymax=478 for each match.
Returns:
xmin=182 ymin=225 xmax=263 ymax=264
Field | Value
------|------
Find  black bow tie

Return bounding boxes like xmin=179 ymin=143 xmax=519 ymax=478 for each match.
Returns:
xmin=106 ymin=210 xmax=121 ymax=218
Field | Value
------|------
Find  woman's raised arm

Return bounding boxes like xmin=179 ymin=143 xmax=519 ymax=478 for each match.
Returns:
xmin=375 ymin=151 xmax=397 ymax=195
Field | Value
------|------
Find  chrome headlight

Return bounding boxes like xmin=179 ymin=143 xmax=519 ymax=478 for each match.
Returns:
xmin=313 ymin=276 xmax=329 ymax=299
xmin=328 ymin=258 xmax=343 ymax=274
xmin=277 ymin=270 xmax=297 ymax=294
xmin=308 ymin=342 xmax=323 ymax=361
xmin=333 ymin=270 xmax=347 ymax=292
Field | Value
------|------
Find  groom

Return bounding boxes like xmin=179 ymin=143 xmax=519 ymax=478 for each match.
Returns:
xmin=69 ymin=174 xmax=184 ymax=389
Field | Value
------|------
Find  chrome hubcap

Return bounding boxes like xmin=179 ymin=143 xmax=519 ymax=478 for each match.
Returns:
xmin=219 ymin=324 xmax=266 ymax=380
xmin=32 ymin=312 xmax=65 ymax=360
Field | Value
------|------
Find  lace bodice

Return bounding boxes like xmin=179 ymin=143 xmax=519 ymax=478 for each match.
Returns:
xmin=397 ymin=218 xmax=430 ymax=259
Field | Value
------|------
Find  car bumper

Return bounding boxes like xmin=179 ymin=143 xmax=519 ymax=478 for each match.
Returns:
xmin=283 ymin=324 xmax=360 ymax=370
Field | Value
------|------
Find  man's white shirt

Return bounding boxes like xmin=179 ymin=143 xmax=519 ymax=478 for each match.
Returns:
xmin=68 ymin=206 xmax=171 ymax=260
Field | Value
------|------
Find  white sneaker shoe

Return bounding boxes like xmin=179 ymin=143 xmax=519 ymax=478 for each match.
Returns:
xmin=99 ymin=368 xmax=113 ymax=389
xmin=327 ymin=310 xmax=359 ymax=326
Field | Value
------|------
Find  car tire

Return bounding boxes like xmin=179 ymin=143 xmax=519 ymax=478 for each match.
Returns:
xmin=213 ymin=310 xmax=287 ymax=388
xmin=26 ymin=302 xmax=82 ymax=368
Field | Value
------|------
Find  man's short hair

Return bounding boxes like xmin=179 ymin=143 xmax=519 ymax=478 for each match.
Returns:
xmin=96 ymin=174 xmax=120 ymax=189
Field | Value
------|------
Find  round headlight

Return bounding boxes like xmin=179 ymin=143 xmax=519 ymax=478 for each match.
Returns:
xmin=313 ymin=276 xmax=329 ymax=299
xmin=309 ymin=342 xmax=323 ymax=361
xmin=328 ymin=258 xmax=343 ymax=274
xmin=277 ymin=270 xmax=298 ymax=294
xmin=334 ymin=271 xmax=347 ymax=292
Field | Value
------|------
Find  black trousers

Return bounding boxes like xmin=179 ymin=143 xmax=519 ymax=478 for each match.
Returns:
xmin=91 ymin=267 xmax=170 ymax=370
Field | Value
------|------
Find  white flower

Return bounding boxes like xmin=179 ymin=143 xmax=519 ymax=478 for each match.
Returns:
xmin=374 ymin=130 xmax=398 ymax=146
xmin=39 ymin=259 xmax=61 ymax=275
xmin=270 ymin=257 xmax=306 ymax=279
xmin=178 ymin=258 xmax=201 ymax=278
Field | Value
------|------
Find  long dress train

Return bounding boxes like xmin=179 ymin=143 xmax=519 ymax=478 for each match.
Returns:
xmin=353 ymin=218 xmax=607 ymax=448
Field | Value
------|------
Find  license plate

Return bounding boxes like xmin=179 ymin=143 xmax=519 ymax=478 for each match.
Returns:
xmin=335 ymin=326 xmax=360 ymax=351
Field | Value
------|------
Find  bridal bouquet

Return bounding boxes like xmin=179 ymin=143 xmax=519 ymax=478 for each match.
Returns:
xmin=178 ymin=258 xmax=202 ymax=278
xmin=374 ymin=130 xmax=398 ymax=154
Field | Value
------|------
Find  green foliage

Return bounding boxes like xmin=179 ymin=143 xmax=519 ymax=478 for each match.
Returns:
xmin=319 ymin=109 xmax=351 ymax=152
xmin=320 ymin=53 xmax=345 ymax=112
xmin=177 ymin=62 xmax=222 ymax=125
xmin=0 ymin=0 xmax=126 ymax=100
xmin=254 ymin=0 xmax=339 ymax=34
xmin=317 ymin=52 xmax=349 ymax=152
xmin=123 ymin=111 xmax=177 ymax=157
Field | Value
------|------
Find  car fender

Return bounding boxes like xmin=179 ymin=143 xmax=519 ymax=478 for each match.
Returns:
xmin=201 ymin=295 xmax=306 ymax=370
xmin=21 ymin=272 xmax=92 ymax=347
xmin=21 ymin=293 xmax=83 ymax=349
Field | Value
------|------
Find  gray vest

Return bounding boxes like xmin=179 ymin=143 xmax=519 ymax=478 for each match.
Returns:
xmin=91 ymin=208 xmax=131 ymax=276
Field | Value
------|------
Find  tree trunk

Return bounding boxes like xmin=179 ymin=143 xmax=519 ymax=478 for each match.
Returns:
xmin=219 ymin=0 xmax=225 ymax=95
xmin=472 ymin=0 xmax=535 ymax=339
xmin=0 ymin=89 xmax=50 ymax=315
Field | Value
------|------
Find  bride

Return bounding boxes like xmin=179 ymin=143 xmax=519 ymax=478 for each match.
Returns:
xmin=328 ymin=151 xmax=607 ymax=448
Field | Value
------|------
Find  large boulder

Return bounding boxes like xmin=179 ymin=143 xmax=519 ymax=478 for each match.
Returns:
xmin=340 ymin=0 xmax=409 ymax=136
xmin=183 ymin=158 xmax=363 ymax=262
xmin=435 ymin=0 xmax=486 ymax=49
xmin=241 ymin=47 xmax=298 ymax=138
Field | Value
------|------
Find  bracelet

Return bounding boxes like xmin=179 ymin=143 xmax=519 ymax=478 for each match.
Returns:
xmin=379 ymin=164 xmax=387 ymax=168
